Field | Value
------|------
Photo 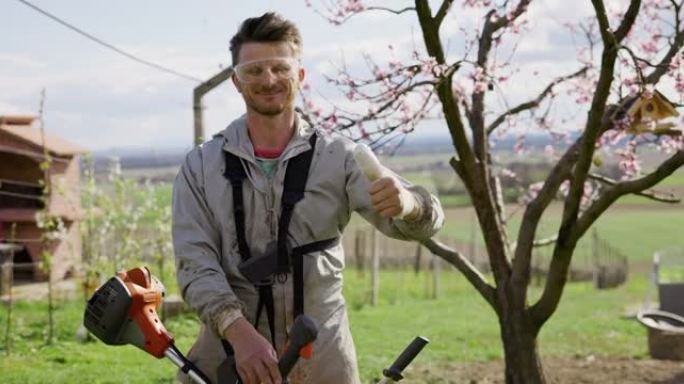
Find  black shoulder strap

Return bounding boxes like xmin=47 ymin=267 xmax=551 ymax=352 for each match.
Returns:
xmin=224 ymin=153 xmax=251 ymax=261
xmin=277 ymin=133 xmax=318 ymax=272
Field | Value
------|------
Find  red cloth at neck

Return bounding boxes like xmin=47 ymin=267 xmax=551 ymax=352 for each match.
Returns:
xmin=253 ymin=146 xmax=284 ymax=159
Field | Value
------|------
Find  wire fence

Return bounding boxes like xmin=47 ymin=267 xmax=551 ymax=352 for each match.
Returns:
xmin=343 ymin=225 xmax=629 ymax=295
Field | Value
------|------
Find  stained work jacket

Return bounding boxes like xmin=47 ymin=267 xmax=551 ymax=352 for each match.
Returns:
xmin=173 ymin=114 xmax=444 ymax=383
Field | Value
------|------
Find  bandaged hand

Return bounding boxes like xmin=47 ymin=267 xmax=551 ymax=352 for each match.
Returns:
xmin=354 ymin=143 xmax=423 ymax=222
xmin=369 ymin=176 xmax=423 ymax=221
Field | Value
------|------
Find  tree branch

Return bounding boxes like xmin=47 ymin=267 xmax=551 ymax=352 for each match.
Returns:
xmin=573 ymin=151 xmax=684 ymax=241
xmin=416 ymin=0 xmax=477 ymax=179
xmin=587 ymin=172 xmax=682 ymax=203
xmin=531 ymin=150 xmax=684 ymax=326
xmin=487 ymin=67 xmax=589 ymax=135
xmin=510 ymin=138 xmax=581 ymax=297
xmin=510 ymin=235 xmax=559 ymax=252
xmin=420 ymin=237 xmax=497 ymax=309
xmin=473 ymin=0 xmax=533 ymax=160
xmin=591 ymin=0 xmax=617 ymax=46
xmin=614 ymin=0 xmax=642 ymax=42
xmin=645 ymin=2 xmax=684 ymax=84
xmin=558 ymin=0 xmax=620 ymax=257
xmin=434 ymin=0 xmax=455 ymax=27
xmin=533 ymin=236 xmax=558 ymax=247
xmin=366 ymin=6 xmax=416 ymax=15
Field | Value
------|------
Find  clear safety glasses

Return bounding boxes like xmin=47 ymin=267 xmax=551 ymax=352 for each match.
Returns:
xmin=234 ymin=57 xmax=300 ymax=84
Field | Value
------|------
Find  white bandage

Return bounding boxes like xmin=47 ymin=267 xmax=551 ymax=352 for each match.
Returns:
xmin=353 ymin=143 xmax=421 ymax=221
xmin=353 ymin=143 xmax=386 ymax=181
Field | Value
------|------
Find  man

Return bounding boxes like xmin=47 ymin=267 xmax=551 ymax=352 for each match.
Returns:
xmin=173 ymin=12 xmax=443 ymax=384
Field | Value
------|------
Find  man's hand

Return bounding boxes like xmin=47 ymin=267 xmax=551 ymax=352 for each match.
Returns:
xmin=224 ymin=317 xmax=282 ymax=384
xmin=369 ymin=176 xmax=421 ymax=221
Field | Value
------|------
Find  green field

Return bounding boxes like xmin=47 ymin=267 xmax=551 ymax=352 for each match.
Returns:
xmin=437 ymin=202 xmax=684 ymax=265
xmin=0 ymin=270 xmax=652 ymax=383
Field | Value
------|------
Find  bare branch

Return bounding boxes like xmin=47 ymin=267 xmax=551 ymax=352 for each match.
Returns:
xmin=533 ymin=236 xmax=558 ymax=248
xmin=531 ymin=150 xmax=684 ymax=325
xmin=590 ymin=0 xmax=617 ymax=45
xmin=435 ymin=0 xmax=455 ymax=27
xmin=316 ymin=5 xmax=416 ymax=25
xmin=416 ymin=0 xmax=477 ymax=176
xmin=587 ymin=172 xmax=682 ymax=203
xmin=560 ymin=0 xmax=621 ymax=257
xmin=645 ymin=1 xmax=684 ymax=84
xmin=573 ymin=151 xmax=684 ymax=241
xmin=420 ymin=237 xmax=496 ymax=308
xmin=473 ymin=0 xmax=533 ymax=160
xmin=487 ymin=67 xmax=589 ymax=135
xmin=510 ymin=138 xmax=581 ymax=294
xmin=614 ymin=0 xmax=642 ymax=42
xmin=366 ymin=6 xmax=416 ymax=15
xmin=510 ymin=235 xmax=559 ymax=252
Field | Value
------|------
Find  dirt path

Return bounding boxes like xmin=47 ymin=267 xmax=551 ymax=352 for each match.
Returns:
xmin=409 ymin=356 xmax=684 ymax=383
xmin=1 ymin=278 xmax=79 ymax=302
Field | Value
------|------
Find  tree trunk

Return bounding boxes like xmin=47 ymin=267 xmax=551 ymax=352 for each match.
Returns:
xmin=500 ymin=315 xmax=546 ymax=384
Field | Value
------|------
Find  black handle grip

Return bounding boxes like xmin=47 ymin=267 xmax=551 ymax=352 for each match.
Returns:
xmin=383 ymin=336 xmax=429 ymax=381
xmin=278 ymin=315 xmax=319 ymax=378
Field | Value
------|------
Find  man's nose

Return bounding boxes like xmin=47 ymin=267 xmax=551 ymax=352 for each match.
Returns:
xmin=260 ymin=68 xmax=278 ymax=84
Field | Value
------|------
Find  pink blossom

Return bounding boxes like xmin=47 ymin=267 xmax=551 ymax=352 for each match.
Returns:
xmin=519 ymin=182 xmax=544 ymax=204
xmin=640 ymin=40 xmax=659 ymax=54
xmin=514 ymin=134 xmax=526 ymax=155
xmin=500 ymin=168 xmax=517 ymax=179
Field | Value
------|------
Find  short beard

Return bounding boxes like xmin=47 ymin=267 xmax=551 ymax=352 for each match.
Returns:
xmin=247 ymin=101 xmax=287 ymax=116
xmin=245 ymin=84 xmax=297 ymax=116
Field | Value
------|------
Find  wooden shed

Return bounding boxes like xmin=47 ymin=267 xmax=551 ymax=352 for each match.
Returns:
xmin=0 ymin=115 xmax=87 ymax=285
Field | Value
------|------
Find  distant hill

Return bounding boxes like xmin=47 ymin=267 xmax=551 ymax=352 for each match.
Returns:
xmin=90 ymin=132 xmax=576 ymax=173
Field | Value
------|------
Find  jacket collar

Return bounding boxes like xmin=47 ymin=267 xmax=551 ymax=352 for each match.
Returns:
xmin=217 ymin=113 xmax=315 ymax=163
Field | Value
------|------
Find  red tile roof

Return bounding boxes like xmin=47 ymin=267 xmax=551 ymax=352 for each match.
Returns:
xmin=0 ymin=115 xmax=88 ymax=157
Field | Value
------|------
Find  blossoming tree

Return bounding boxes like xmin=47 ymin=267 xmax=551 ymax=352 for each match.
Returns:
xmin=302 ymin=0 xmax=684 ymax=383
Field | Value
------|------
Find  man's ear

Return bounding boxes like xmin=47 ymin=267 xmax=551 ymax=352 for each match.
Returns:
xmin=298 ymin=67 xmax=306 ymax=83
xmin=231 ymin=73 xmax=243 ymax=93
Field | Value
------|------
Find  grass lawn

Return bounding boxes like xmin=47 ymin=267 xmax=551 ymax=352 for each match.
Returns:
xmin=0 ymin=269 xmax=652 ymax=383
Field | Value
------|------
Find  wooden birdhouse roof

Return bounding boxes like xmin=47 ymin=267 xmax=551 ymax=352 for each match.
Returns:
xmin=0 ymin=115 xmax=88 ymax=157
xmin=623 ymin=90 xmax=679 ymax=121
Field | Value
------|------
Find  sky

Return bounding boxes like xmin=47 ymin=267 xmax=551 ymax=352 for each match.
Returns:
xmin=1 ymin=0 xmax=605 ymax=153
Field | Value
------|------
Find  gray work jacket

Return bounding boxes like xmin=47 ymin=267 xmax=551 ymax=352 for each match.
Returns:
xmin=172 ymin=114 xmax=444 ymax=383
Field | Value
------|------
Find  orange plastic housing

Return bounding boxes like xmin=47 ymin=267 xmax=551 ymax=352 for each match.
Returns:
xmin=117 ymin=267 xmax=173 ymax=358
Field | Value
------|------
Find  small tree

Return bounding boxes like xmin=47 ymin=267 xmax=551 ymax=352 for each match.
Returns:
xmin=304 ymin=1 xmax=684 ymax=382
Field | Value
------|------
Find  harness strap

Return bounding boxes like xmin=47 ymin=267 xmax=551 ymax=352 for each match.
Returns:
xmin=255 ymin=284 xmax=277 ymax=347
xmin=277 ymin=133 xmax=317 ymax=273
xmin=291 ymin=237 xmax=340 ymax=317
xmin=223 ymin=155 xmax=251 ymax=261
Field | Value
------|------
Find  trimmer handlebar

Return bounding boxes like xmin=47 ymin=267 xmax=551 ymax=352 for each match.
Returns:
xmin=278 ymin=315 xmax=319 ymax=379
xmin=380 ymin=336 xmax=430 ymax=383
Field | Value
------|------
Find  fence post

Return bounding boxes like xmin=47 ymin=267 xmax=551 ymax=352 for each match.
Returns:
xmin=371 ymin=228 xmax=380 ymax=306
xmin=355 ymin=229 xmax=365 ymax=274
xmin=469 ymin=212 xmax=476 ymax=261
xmin=431 ymin=255 xmax=441 ymax=299
xmin=592 ymin=228 xmax=601 ymax=289
xmin=413 ymin=243 xmax=422 ymax=275
xmin=3 ymin=223 xmax=17 ymax=356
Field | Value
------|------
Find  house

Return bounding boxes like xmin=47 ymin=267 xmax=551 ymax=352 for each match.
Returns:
xmin=0 ymin=115 xmax=87 ymax=288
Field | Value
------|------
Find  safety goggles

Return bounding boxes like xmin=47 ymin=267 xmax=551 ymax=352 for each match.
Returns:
xmin=234 ymin=57 xmax=300 ymax=84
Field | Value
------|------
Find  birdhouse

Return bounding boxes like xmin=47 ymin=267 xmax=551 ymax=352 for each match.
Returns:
xmin=623 ymin=90 xmax=679 ymax=134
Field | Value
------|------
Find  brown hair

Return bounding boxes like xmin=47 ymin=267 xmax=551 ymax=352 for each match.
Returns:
xmin=229 ymin=12 xmax=302 ymax=66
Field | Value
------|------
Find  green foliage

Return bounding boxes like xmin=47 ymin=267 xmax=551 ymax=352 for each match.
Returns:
xmin=79 ymin=161 xmax=173 ymax=287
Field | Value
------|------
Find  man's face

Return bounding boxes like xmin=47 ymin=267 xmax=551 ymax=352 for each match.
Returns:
xmin=233 ymin=41 xmax=304 ymax=117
